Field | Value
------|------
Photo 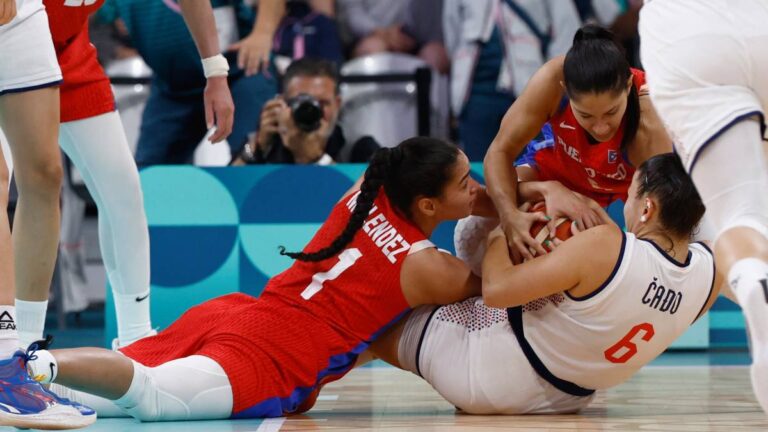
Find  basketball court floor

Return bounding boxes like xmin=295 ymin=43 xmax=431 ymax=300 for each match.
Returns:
xmin=24 ymin=354 xmax=765 ymax=431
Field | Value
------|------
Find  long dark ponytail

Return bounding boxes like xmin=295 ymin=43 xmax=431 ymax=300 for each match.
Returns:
xmin=279 ymin=137 xmax=460 ymax=262
xmin=563 ymin=24 xmax=639 ymax=152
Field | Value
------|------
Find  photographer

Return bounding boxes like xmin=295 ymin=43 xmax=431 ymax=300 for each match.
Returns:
xmin=234 ymin=57 xmax=380 ymax=165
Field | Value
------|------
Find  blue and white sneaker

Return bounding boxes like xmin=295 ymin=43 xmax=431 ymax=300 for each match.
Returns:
xmin=0 ymin=349 xmax=96 ymax=429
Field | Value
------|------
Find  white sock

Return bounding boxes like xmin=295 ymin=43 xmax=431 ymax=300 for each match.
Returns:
xmin=114 ymin=290 xmax=153 ymax=346
xmin=728 ymin=257 xmax=768 ymax=413
xmin=0 ymin=306 xmax=19 ymax=359
xmin=49 ymin=383 xmax=129 ymax=418
xmin=14 ymin=299 xmax=48 ymax=348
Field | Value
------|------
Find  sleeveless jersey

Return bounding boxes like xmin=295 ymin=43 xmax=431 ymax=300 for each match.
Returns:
xmin=509 ymin=232 xmax=715 ymax=394
xmin=517 ymin=69 xmax=646 ymax=207
xmin=9 ymin=0 xmax=43 ymax=24
xmin=121 ymin=189 xmax=431 ymax=418
xmin=44 ymin=0 xmax=115 ymax=122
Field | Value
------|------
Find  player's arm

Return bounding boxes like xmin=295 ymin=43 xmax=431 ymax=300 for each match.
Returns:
xmin=627 ymin=90 xmax=673 ymax=166
xmin=482 ymin=224 xmax=622 ymax=308
xmin=229 ymin=0 xmax=285 ymax=76
xmin=177 ymin=0 xmax=234 ymax=143
xmin=400 ymin=248 xmax=481 ymax=306
xmin=484 ymin=57 xmax=564 ymax=260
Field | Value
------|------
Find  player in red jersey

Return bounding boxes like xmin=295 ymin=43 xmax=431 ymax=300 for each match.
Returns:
xmin=11 ymin=0 xmax=237 ymax=350
xmin=19 ymin=137 xmax=481 ymax=421
xmin=482 ymin=25 xmax=672 ymax=263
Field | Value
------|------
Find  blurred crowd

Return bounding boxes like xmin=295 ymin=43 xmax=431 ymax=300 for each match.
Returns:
xmin=88 ymin=0 xmax=644 ymax=167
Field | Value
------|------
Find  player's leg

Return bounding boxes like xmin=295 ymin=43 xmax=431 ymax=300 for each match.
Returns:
xmin=35 ymin=349 xmax=233 ymax=421
xmin=59 ymin=112 xmax=153 ymax=347
xmin=0 ymin=86 xmax=62 ymax=347
xmin=0 ymin=143 xmax=16 ymax=354
xmin=689 ymin=119 xmax=768 ymax=413
xmin=641 ymin=0 xmax=768 ymax=413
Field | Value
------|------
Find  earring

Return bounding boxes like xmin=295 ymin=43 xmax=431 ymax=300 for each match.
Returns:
xmin=640 ymin=215 xmax=647 ymax=223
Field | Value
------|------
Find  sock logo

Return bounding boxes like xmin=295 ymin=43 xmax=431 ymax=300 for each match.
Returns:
xmin=135 ymin=294 xmax=150 ymax=302
xmin=760 ymin=278 xmax=768 ymax=304
xmin=0 ymin=311 xmax=16 ymax=331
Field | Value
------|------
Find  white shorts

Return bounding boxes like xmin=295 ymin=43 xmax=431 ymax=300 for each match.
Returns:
xmin=639 ymin=0 xmax=768 ymax=173
xmin=398 ymin=298 xmax=593 ymax=414
xmin=0 ymin=0 xmax=62 ymax=95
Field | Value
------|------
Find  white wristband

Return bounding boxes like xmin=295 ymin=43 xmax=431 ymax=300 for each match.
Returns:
xmin=201 ymin=54 xmax=229 ymax=78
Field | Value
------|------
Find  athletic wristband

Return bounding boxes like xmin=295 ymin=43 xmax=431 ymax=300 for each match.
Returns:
xmin=201 ymin=54 xmax=229 ymax=78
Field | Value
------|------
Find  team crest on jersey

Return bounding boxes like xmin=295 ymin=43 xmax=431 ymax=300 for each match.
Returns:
xmin=608 ymin=150 xmax=618 ymax=164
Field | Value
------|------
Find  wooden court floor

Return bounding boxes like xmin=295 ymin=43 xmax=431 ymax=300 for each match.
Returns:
xmin=60 ymin=364 xmax=768 ymax=432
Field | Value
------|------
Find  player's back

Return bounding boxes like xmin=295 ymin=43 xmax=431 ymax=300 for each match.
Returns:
xmin=261 ymin=189 xmax=430 ymax=355
xmin=516 ymin=232 xmax=715 ymax=390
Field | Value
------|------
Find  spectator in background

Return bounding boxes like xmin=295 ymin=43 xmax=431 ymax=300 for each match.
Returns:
xmin=444 ymin=0 xmax=581 ymax=161
xmin=338 ymin=0 xmax=449 ymax=74
xmin=97 ymin=0 xmax=283 ymax=167
xmin=272 ymin=0 xmax=345 ymax=66
xmin=233 ymin=57 xmax=380 ymax=165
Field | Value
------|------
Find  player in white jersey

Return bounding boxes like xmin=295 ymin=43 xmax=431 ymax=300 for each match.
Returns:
xmin=370 ymin=153 xmax=722 ymax=414
xmin=0 ymin=0 xmax=97 ymax=428
xmin=639 ymin=0 xmax=768 ymax=413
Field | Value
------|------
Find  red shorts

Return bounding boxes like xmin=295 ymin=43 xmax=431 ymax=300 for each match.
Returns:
xmin=55 ymin=24 xmax=114 ymax=122
xmin=120 ymin=293 xmax=348 ymax=417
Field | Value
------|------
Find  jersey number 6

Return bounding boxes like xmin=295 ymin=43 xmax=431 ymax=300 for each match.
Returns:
xmin=301 ymin=248 xmax=363 ymax=300
xmin=604 ymin=322 xmax=655 ymax=364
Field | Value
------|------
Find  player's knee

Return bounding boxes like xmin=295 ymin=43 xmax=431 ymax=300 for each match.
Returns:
xmin=15 ymin=158 xmax=63 ymax=198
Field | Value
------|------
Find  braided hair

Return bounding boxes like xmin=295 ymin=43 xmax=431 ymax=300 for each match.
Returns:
xmin=280 ymin=137 xmax=459 ymax=261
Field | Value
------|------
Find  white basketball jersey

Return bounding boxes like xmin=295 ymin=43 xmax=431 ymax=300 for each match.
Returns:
xmin=6 ymin=0 xmax=43 ymax=27
xmin=514 ymin=232 xmax=715 ymax=390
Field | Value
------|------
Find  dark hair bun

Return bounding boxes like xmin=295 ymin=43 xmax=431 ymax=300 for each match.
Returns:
xmin=573 ymin=24 xmax=615 ymax=45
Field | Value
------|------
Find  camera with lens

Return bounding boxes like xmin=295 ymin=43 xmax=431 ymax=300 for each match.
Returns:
xmin=287 ymin=93 xmax=323 ymax=133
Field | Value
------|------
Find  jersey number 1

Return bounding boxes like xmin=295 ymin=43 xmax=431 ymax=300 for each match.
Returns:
xmin=604 ymin=323 xmax=655 ymax=364
xmin=301 ymin=248 xmax=362 ymax=300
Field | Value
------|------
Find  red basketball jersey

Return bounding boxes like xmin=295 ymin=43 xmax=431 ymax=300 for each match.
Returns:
xmin=530 ymin=69 xmax=646 ymax=207
xmin=44 ymin=0 xmax=115 ymax=122
xmin=121 ymin=189 xmax=430 ymax=418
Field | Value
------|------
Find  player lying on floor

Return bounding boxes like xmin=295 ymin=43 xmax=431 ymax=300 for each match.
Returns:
xmin=8 ymin=137 xmax=483 ymax=421
xmin=368 ymin=153 xmax=722 ymax=414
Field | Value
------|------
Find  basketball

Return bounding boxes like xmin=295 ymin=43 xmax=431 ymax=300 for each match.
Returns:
xmin=528 ymin=202 xmax=574 ymax=254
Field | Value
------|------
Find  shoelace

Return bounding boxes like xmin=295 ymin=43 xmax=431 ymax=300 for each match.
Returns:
xmin=23 ymin=344 xmax=39 ymax=365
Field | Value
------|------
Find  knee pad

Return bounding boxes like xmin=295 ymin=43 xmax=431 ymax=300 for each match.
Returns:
xmin=117 ymin=362 xmax=164 ymax=422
